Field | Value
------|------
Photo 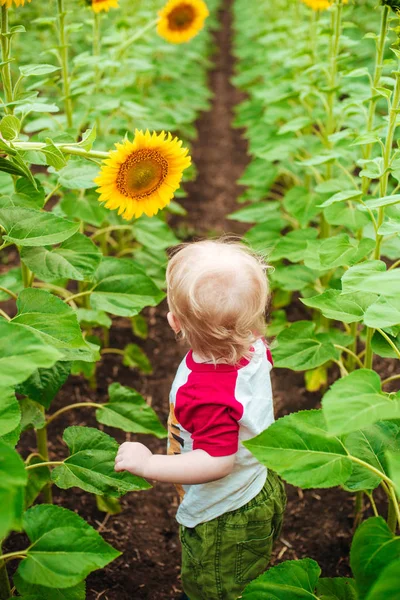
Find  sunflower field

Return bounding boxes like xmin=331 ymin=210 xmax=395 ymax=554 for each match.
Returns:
xmin=0 ymin=0 xmax=400 ymax=598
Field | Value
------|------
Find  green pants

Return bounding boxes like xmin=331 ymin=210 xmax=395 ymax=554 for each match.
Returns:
xmin=179 ymin=470 xmax=286 ymax=600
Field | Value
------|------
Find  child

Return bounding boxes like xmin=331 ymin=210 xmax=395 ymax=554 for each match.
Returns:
xmin=114 ymin=239 xmax=286 ymax=600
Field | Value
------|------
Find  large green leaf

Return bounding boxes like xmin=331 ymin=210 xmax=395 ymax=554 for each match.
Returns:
xmin=344 ymin=267 xmax=400 ymax=297
xmin=16 ymin=504 xmax=120 ymax=587
xmin=365 ymin=559 xmax=400 ymax=599
xmin=273 ymin=321 xmax=338 ymax=370
xmin=282 ymin=186 xmax=321 ymax=228
xmin=228 ymin=200 xmax=281 ymax=223
xmin=316 ymin=235 xmax=374 ymax=269
xmin=341 ymin=261 xmax=387 ymax=293
xmin=269 ymin=229 xmax=318 ymax=262
xmin=0 ymin=320 xmax=62 ymax=388
xmin=343 ymin=422 xmax=400 ymax=492
xmin=316 ymin=578 xmax=357 ymax=600
xmin=133 ymin=216 xmax=179 ymax=249
xmin=241 ymin=558 xmax=321 ymax=599
xmin=0 ymin=207 xmax=79 ymax=246
xmin=0 ymin=440 xmax=27 ymax=538
xmin=350 ymin=517 xmax=400 ymax=599
xmin=322 ymin=370 xmax=400 ymax=435
xmin=0 ymin=388 xmax=21 ymax=437
xmin=96 ymin=383 xmax=167 ymax=438
xmin=16 ymin=362 xmax=71 ymax=409
xmin=244 ymin=410 xmax=352 ymax=488
xmin=58 ymin=160 xmax=99 ymax=189
xmin=302 ymin=290 xmax=377 ymax=323
xmin=60 ymin=191 xmax=109 ymax=227
xmin=271 ymin=265 xmax=319 ymax=291
xmin=91 ymin=270 xmax=164 ymax=317
xmin=14 ymin=572 xmax=85 ymax=600
xmin=13 ymin=289 xmax=98 ymax=362
xmin=20 ymin=233 xmax=102 ymax=283
xmin=363 ymin=296 xmax=400 ymax=328
xmin=51 ymin=426 xmax=152 ymax=496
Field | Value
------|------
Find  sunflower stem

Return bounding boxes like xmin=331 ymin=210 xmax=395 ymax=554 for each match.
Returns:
xmin=0 ymin=6 xmax=14 ymax=113
xmin=56 ymin=0 xmax=73 ymax=128
xmin=116 ymin=18 xmax=159 ymax=59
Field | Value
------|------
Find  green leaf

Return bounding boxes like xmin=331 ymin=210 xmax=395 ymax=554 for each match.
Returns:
xmin=318 ymin=189 xmax=362 ymax=208
xmin=372 ymin=328 xmax=400 ymax=358
xmin=343 ymin=422 xmax=400 ymax=492
xmin=0 ymin=440 xmax=27 ymax=538
xmin=19 ymin=398 xmax=46 ymax=431
xmin=316 ymin=578 xmax=358 ymax=600
xmin=60 ymin=191 xmax=108 ymax=227
xmin=16 ymin=362 xmax=71 ymax=410
xmin=341 ymin=261 xmax=387 ymax=293
xmin=17 ymin=504 xmax=121 ymax=587
xmin=24 ymin=456 xmax=51 ymax=508
xmin=241 ymin=558 xmax=321 ymax=599
xmin=365 ymin=559 xmax=400 ymax=599
xmin=0 ymin=388 xmax=20 ymax=437
xmin=0 ymin=115 xmax=20 ymax=140
xmin=0 ymin=157 xmax=34 ymax=178
xmin=350 ymin=517 xmax=400 ymax=599
xmin=41 ymin=139 xmax=67 ymax=170
xmin=228 ymin=201 xmax=280 ymax=223
xmin=364 ymin=296 xmax=400 ymax=328
xmin=345 ymin=267 xmax=400 ymax=297
xmin=13 ymin=289 xmax=98 ymax=362
xmin=76 ymin=308 xmax=111 ymax=328
xmin=272 ymin=265 xmax=319 ymax=292
xmin=77 ymin=126 xmax=96 ymax=152
xmin=302 ymin=290 xmax=377 ymax=323
xmin=244 ymin=410 xmax=352 ymax=488
xmin=0 ymin=207 xmax=80 ymax=246
xmin=122 ymin=343 xmax=152 ymax=373
xmin=322 ymin=370 xmax=400 ymax=435
xmin=21 ymin=233 xmax=102 ymax=283
xmin=0 ymin=320 xmax=62 ymax=388
xmin=362 ymin=194 xmax=400 ymax=210
xmin=51 ymin=426 xmax=152 ymax=496
xmin=96 ymin=383 xmax=167 ymax=438
xmin=131 ymin=314 xmax=148 ymax=339
xmin=19 ymin=64 xmax=60 ymax=77
xmin=278 ymin=116 xmax=312 ymax=134
xmin=282 ymin=186 xmax=321 ymax=228
xmin=273 ymin=321 xmax=338 ymax=371
xmin=386 ymin=450 xmax=400 ymax=497
xmin=318 ymin=235 xmax=375 ymax=269
xmin=0 ymin=267 xmax=23 ymax=301
xmin=91 ymin=261 xmax=164 ymax=317
xmin=58 ymin=159 xmax=99 ymax=189
xmin=269 ymin=229 xmax=319 ymax=262
xmin=96 ymin=494 xmax=122 ymax=515
xmin=15 ymin=571 xmax=85 ymax=600
xmin=133 ymin=216 xmax=179 ymax=250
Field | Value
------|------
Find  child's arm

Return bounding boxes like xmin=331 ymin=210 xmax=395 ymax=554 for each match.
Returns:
xmin=114 ymin=441 xmax=235 ymax=484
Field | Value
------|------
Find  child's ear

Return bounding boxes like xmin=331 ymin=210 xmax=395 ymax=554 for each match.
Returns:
xmin=167 ymin=312 xmax=181 ymax=334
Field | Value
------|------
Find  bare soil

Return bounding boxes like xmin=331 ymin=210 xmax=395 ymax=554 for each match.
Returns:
xmin=6 ymin=2 xmax=391 ymax=599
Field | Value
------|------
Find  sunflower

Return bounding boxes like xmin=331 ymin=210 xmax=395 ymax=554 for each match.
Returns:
xmin=95 ymin=130 xmax=191 ymax=220
xmin=157 ymin=0 xmax=209 ymax=44
xmin=0 ymin=0 xmax=31 ymax=7
xmin=301 ymin=0 xmax=347 ymax=9
xmin=88 ymin=0 xmax=119 ymax=13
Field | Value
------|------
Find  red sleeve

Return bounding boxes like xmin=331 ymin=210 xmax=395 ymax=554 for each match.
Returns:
xmin=175 ymin=370 xmax=244 ymax=457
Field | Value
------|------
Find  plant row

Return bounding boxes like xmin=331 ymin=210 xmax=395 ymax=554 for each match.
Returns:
xmin=0 ymin=0 xmax=218 ymax=598
xmin=232 ymin=0 xmax=400 ymax=597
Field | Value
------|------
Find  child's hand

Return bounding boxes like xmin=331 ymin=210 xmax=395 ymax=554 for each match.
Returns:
xmin=114 ymin=442 xmax=153 ymax=478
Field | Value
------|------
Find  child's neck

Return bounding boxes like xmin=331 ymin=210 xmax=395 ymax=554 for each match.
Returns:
xmin=192 ymin=351 xmax=229 ymax=365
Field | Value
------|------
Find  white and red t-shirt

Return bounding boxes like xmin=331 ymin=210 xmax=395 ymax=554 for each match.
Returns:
xmin=167 ymin=337 xmax=275 ymax=527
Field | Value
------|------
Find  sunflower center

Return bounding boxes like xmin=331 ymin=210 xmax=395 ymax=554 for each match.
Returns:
xmin=116 ymin=149 xmax=169 ymax=199
xmin=167 ymin=5 xmax=196 ymax=30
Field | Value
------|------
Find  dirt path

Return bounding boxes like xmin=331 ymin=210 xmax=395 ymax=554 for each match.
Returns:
xmin=8 ymin=3 xmax=361 ymax=599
